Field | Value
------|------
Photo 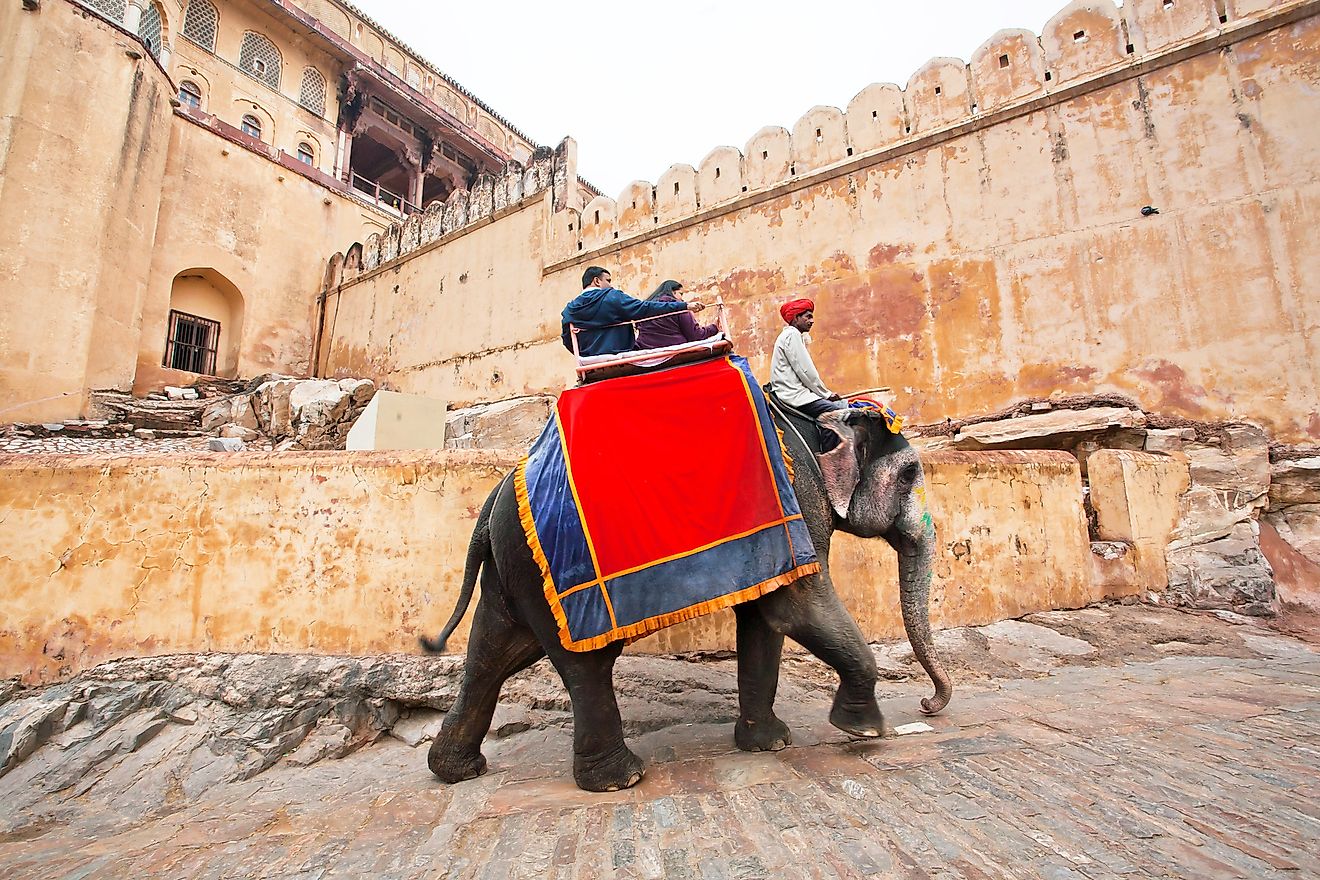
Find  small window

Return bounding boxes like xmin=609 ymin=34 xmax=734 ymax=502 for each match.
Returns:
xmin=241 ymin=114 xmax=263 ymax=139
xmin=178 ymin=80 xmax=202 ymax=109
xmin=238 ymin=32 xmax=282 ymax=90
xmin=296 ymin=142 xmax=314 ymax=165
xmin=77 ymin=0 xmax=127 ymax=24
xmin=163 ymin=310 xmax=220 ymax=375
xmin=181 ymin=0 xmax=219 ymax=52
xmin=299 ymin=67 xmax=327 ymax=115
xmin=137 ymin=3 xmax=163 ymax=57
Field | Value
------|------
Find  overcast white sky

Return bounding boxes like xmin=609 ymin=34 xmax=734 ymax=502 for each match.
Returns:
xmin=353 ymin=0 xmax=1077 ymax=196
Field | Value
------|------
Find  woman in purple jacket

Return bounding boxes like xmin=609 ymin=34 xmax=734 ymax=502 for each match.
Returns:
xmin=634 ymin=281 xmax=721 ymax=349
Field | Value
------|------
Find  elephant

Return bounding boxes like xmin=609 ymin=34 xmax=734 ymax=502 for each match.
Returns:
xmin=422 ymin=405 xmax=952 ymax=792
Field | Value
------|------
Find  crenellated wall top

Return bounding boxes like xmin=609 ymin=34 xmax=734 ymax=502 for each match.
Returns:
xmin=547 ymin=0 xmax=1302 ymax=264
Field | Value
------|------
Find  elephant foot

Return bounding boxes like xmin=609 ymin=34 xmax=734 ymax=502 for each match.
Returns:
xmin=735 ymin=715 xmax=793 ymax=752
xmin=574 ymin=744 xmax=645 ymax=793
xmin=829 ymin=691 xmax=885 ymax=739
xmin=428 ymin=740 xmax=488 ymax=784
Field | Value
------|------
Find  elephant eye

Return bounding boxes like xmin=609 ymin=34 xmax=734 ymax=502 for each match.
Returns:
xmin=899 ymin=462 xmax=919 ymax=486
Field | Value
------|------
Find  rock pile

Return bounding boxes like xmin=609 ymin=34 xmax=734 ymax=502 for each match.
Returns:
xmin=443 ymin=394 xmax=554 ymax=450
xmin=1 ymin=376 xmax=379 ymax=455
xmin=204 ymin=377 xmax=376 ymax=450
xmin=914 ymin=399 xmax=1319 ymax=617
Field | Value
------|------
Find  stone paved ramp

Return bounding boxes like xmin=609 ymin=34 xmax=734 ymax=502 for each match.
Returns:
xmin=1 ymin=616 xmax=1317 ymax=878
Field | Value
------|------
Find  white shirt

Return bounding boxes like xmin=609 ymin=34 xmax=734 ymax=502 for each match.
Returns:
xmin=769 ymin=326 xmax=833 ymax=407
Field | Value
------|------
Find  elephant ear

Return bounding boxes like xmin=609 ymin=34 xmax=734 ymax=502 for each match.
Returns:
xmin=817 ymin=410 xmax=868 ymax=519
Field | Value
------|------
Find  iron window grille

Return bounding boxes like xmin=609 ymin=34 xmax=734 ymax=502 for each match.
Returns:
xmin=76 ymin=0 xmax=126 ymax=24
xmin=299 ymin=67 xmax=327 ymax=116
xmin=238 ymin=31 xmax=281 ymax=90
xmin=180 ymin=0 xmax=218 ymax=52
xmin=178 ymin=81 xmax=202 ymax=108
xmin=163 ymin=310 xmax=220 ymax=375
xmin=137 ymin=2 xmax=162 ymax=57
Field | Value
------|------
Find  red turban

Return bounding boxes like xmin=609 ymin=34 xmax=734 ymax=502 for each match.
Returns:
xmin=779 ymin=298 xmax=814 ymax=324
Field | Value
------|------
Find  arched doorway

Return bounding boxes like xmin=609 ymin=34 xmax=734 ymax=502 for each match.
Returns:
xmin=162 ymin=269 xmax=244 ymax=377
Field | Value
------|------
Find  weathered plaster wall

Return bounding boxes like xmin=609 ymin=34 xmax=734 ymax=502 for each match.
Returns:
xmin=323 ymin=1 xmax=1320 ymax=442
xmin=0 ymin=448 xmax=1118 ymax=684
xmin=170 ymin=0 xmax=346 ymax=178
xmin=0 ymin=0 xmax=405 ymax=420
xmin=0 ymin=1 xmax=174 ymax=423
xmin=134 ymin=114 xmax=392 ymax=392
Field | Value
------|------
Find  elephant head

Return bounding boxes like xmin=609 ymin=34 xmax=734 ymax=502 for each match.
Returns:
xmin=817 ymin=409 xmax=952 ymax=715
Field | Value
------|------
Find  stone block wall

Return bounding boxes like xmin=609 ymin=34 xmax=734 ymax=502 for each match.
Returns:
xmin=1 ymin=448 xmax=1119 ymax=683
xmin=320 ymin=0 xmax=1320 ymax=446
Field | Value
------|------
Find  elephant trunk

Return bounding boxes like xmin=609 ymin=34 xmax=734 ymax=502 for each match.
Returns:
xmin=897 ymin=518 xmax=953 ymax=715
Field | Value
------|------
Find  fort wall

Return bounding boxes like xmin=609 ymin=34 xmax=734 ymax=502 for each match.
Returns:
xmin=0 ymin=0 xmax=408 ymax=420
xmin=323 ymin=0 xmax=1320 ymax=442
xmin=0 ymin=1 xmax=175 ymax=424
xmin=0 ymin=448 xmax=1111 ymax=684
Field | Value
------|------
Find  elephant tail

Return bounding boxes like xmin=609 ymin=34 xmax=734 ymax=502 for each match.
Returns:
xmin=419 ymin=476 xmax=502 ymax=654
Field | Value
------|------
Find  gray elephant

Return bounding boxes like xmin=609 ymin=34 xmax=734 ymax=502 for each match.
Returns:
xmin=422 ymin=406 xmax=951 ymax=792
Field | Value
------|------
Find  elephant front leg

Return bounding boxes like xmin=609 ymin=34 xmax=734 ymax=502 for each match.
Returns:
xmin=733 ymin=603 xmax=792 ymax=751
xmin=429 ymin=595 xmax=545 ymax=784
xmin=551 ymin=643 xmax=645 ymax=792
xmin=759 ymin=577 xmax=885 ymax=739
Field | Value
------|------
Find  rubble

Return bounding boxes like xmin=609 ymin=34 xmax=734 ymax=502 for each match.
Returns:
xmin=950 ymin=405 xmax=1146 ymax=450
xmin=444 ymin=394 xmax=555 ymax=449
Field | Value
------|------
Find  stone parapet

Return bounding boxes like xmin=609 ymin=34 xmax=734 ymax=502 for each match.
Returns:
xmin=1 ymin=449 xmax=1122 ymax=683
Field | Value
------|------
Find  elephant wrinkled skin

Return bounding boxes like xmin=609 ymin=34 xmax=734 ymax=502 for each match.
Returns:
xmin=422 ymin=407 xmax=952 ymax=792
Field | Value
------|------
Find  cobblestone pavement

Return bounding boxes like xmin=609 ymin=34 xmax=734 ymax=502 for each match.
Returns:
xmin=0 ymin=437 xmax=276 ymax=455
xmin=1 ymin=615 xmax=1316 ymax=879
xmin=0 ymin=436 xmax=214 ymax=455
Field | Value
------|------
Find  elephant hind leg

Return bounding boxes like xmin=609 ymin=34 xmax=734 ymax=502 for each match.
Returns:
xmin=543 ymin=642 xmax=645 ymax=792
xmin=428 ymin=592 xmax=544 ymax=784
xmin=733 ymin=603 xmax=792 ymax=752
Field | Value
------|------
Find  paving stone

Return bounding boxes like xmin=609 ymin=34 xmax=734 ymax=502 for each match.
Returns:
xmin=0 ymin=611 xmax=1316 ymax=878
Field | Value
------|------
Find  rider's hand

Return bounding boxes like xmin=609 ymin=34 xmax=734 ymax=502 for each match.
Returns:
xmin=827 ymin=393 xmax=842 ymax=401
xmin=687 ymin=301 xmax=706 ymax=312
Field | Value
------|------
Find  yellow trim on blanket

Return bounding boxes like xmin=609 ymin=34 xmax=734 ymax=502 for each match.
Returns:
xmin=515 ymin=455 xmax=572 ymax=645
xmin=521 ymin=465 xmax=816 ymax=652
xmin=776 ymin=426 xmax=795 ymax=485
xmin=731 ymin=357 xmax=787 ymax=521
xmin=559 ymin=561 xmax=822 ymax=652
xmin=553 ymin=410 xmax=605 ymax=587
xmin=555 ymin=513 xmax=806 ymax=598
xmin=515 ymin=364 xmax=821 ymax=654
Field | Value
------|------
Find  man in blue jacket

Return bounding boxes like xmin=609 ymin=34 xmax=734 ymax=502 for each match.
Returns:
xmin=562 ymin=267 xmax=707 ymax=357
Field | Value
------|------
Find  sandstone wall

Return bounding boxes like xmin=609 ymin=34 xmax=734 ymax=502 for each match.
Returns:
xmin=321 ymin=0 xmax=1320 ymax=443
xmin=0 ymin=1 xmax=175 ymax=423
xmin=133 ymin=115 xmax=392 ymax=393
xmin=0 ymin=0 xmax=407 ymax=423
xmin=1 ymin=448 xmax=1113 ymax=684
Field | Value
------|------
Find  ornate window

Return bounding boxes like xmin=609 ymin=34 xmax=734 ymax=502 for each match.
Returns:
xmin=77 ymin=0 xmax=126 ymax=23
xmin=238 ymin=32 xmax=281 ymax=90
xmin=137 ymin=3 xmax=162 ymax=58
xmin=296 ymin=143 xmax=315 ymax=165
xmin=180 ymin=0 xmax=218 ymax=52
xmin=240 ymin=114 xmax=263 ymax=140
xmin=298 ymin=67 xmax=327 ymax=116
xmin=178 ymin=80 xmax=202 ymax=108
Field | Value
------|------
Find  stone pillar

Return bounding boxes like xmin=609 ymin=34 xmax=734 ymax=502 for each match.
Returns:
xmin=338 ymin=130 xmax=354 ymax=183
xmin=158 ymin=40 xmax=171 ymax=69
xmin=409 ymin=168 xmax=425 ymax=210
xmin=123 ymin=0 xmax=143 ymax=32
xmin=402 ymin=146 xmax=424 ymax=210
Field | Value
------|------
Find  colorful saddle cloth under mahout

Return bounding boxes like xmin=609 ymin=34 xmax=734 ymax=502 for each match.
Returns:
xmin=516 ymin=355 xmax=819 ymax=651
